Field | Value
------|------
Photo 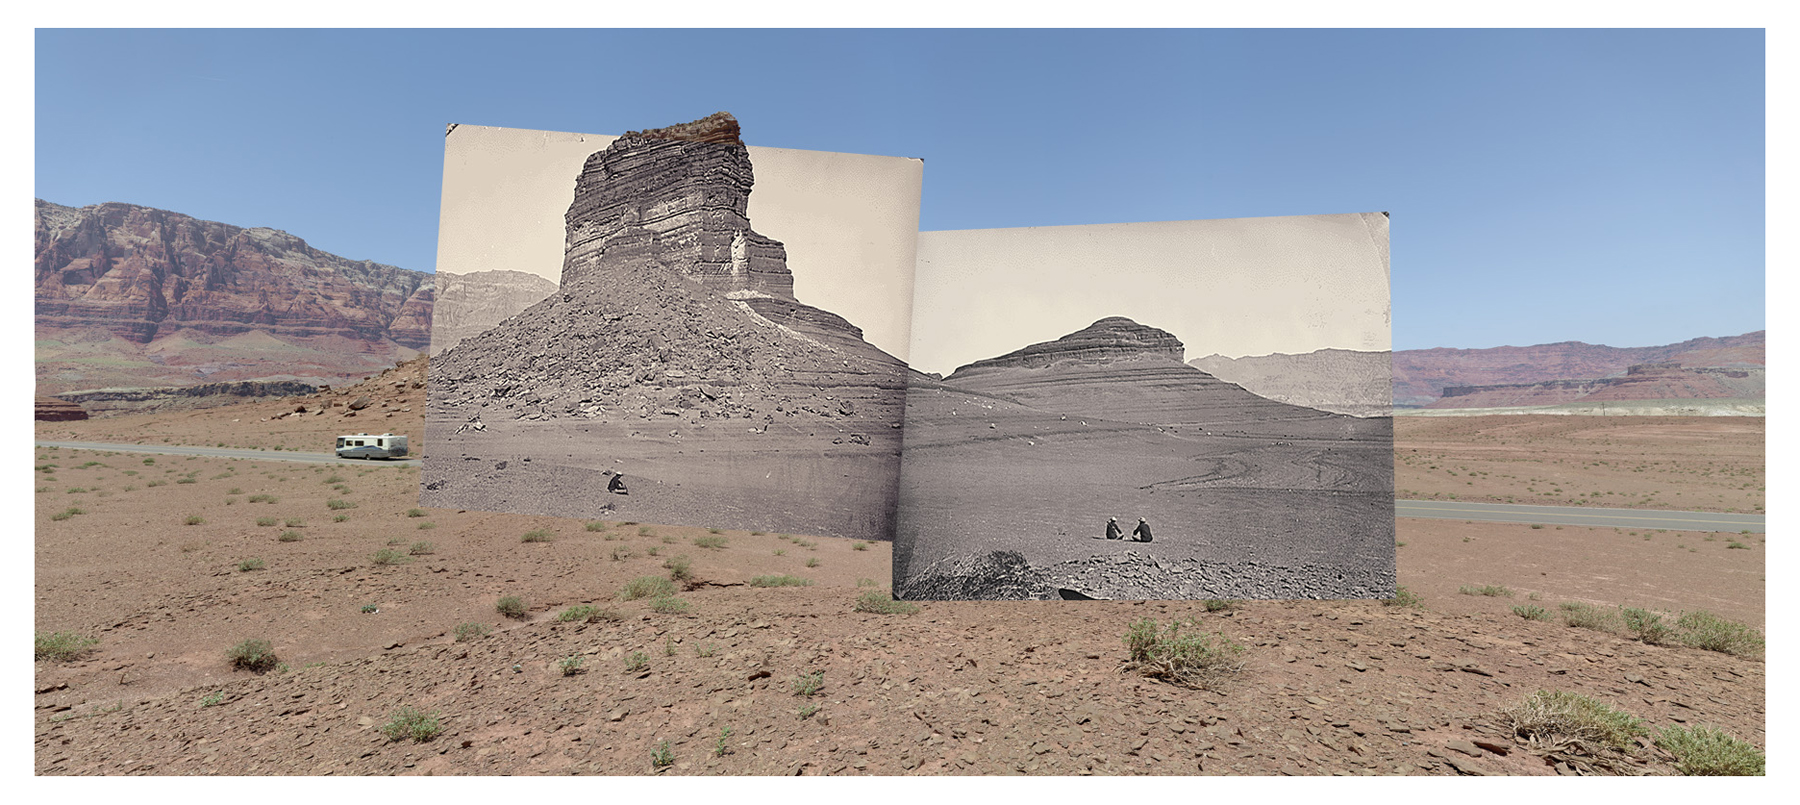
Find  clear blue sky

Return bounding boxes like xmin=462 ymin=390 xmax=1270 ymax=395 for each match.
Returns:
xmin=34 ymin=29 xmax=1765 ymax=353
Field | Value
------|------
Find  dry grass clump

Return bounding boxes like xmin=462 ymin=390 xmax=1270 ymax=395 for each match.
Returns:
xmin=1121 ymin=617 xmax=1244 ymax=689
xmin=749 ymin=574 xmax=812 ymax=587
xmin=382 ymin=706 xmax=442 ymax=743
xmin=1503 ymin=690 xmax=1645 ymax=750
xmin=1655 ymin=725 xmax=1765 ymax=776
xmin=1673 ymin=610 xmax=1764 ymax=659
xmin=621 ymin=576 xmax=676 ymax=601
xmin=35 ymin=631 xmax=99 ymax=662
xmin=1458 ymin=584 xmax=1514 ymax=597
xmin=1382 ymin=586 xmax=1423 ymax=608
xmin=853 ymin=590 xmax=918 ymax=614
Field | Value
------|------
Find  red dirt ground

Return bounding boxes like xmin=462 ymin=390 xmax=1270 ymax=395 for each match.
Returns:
xmin=32 ymin=374 xmax=1766 ymax=776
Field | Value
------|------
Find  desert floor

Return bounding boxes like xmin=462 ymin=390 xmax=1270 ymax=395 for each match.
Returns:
xmin=33 ymin=375 xmax=1765 ymax=775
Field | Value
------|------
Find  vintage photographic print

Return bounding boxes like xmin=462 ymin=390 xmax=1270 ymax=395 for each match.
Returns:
xmin=894 ymin=213 xmax=1394 ymax=600
xmin=422 ymin=114 xmax=923 ymax=541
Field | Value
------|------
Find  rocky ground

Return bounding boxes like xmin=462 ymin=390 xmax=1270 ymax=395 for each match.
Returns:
xmin=32 ymin=373 xmax=1766 ymax=776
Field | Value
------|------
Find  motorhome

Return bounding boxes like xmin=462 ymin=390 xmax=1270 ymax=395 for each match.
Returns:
xmin=335 ymin=433 xmax=409 ymax=460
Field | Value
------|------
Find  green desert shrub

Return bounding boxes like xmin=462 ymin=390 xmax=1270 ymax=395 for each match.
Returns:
xmin=1381 ymin=576 xmax=1425 ymax=603
xmin=649 ymin=596 xmax=690 ymax=614
xmin=452 ymin=623 xmax=490 ymax=642
xmin=408 ymin=541 xmax=435 ymax=555
xmin=237 ymin=558 xmax=266 ymax=572
xmin=792 ymin=670 xmax=824 ymax=697
xmin=556 ymin=604 xmax=602 ymax=623
xmin=585 ymin=521 xmax=607 ymax=532
xmin=664 ymin=554 xmax=693 ymax=583
xmin=35 ymin=631 xmax=99 ymax=662
xmin=1503 ymin=690 xmax=1645 ymax=750
xmin=559 ymin=655 xmax=585 ymax=676
xmin=1122 ymin=617 xmax=1245 ymax=689
xmin=1202 ymin=599 xmax=1236 ymax=612
xmin=406 ymin=508 xmax=426 ymax=518
xmin=326 ymin=498 xmax=356 ymax=510
xmin=1512 ymin=604 xmax=1550 ymax=621
xmin=853 ymin=590 xmax=918 ymax=615
xmin=693 ymin=535 xmax=727 ymax=549
xmin=279 ymin=531 xmax=302 ymax=542
xmin=1559 ymin=602 xmax=1622 ymax=632
xmin=621 ymin=576 xmax=675 ymax=601
xmin=749 ymin=574 xmax=812 ymax=588
xmin=256 ymin=516 xmax=278 ymax=527
xmin=1674 ymin=610 xmax=1764 ymax=659
xmin=227 ymin=639 xmax=279 ymax=673
xmin=521 ymin=529 xmax=553 ymax=543
xmin=1458 ymin=584 xmax=1514 ymax=597
xmin=381 ymin=706 xmax=442 ymax=743
xmin=1656 ymin=725 xmax=1765 ymax=776
xmin=184 ymin=515 xmax=205 ymax=526
xmin=495 ymin=596 xmax=528 ymax=619
xmin=1620 ymin=607 xmax=1676 ymax=645
xmin=625 ymin=651 xmax=650 ymax=672
xmin=371 ymin=548 xmax=410 ymax=566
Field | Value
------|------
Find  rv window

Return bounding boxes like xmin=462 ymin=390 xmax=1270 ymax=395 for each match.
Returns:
xmin=377 ymin=439 xmax=384 ymax=447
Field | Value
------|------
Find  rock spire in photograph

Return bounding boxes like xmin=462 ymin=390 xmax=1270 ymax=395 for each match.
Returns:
xmin=424 ymin=114 xmax=908 ymax=539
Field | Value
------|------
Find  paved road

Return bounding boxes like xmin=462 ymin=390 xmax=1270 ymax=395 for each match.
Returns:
xmin=1397 ymin=499 xmax=1762 ymax=533
xmin=35 ymin=440 xmax=1762 ymax=532
xmin=34 ymin=441 xmax=420 ymax=468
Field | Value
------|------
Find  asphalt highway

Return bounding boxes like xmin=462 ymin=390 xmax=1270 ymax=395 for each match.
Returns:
xmin=34 ymin=441 xmax=421 ymax=468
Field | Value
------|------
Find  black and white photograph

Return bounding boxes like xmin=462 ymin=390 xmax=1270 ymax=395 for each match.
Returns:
xmin=894 ymin=213 xmax=1395 ymax=600
xmin=422 ymin=114 xmax=924 ymax=540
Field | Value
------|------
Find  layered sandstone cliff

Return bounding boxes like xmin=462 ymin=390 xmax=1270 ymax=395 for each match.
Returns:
xmin=35 ymin=199 xmax=433 ymax=397
xmin=1392 ymin=331 xmax=1764 ymax=407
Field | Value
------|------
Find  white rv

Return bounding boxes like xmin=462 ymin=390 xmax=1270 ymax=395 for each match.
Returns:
xmin=335 ymin=433 xmax=409 ymax=460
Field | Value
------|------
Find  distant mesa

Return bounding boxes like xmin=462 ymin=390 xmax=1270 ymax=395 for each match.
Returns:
xmin=35 ymin=395 xmax=88 ymax=421
xmin=947 ymin=317 xmax=1185 ymax=379
xmin=1392 ymin=331 xmax=1764 ymax=407
xmin=939 ymin=317 xmax=1344 ymax=427
xmin=1427 ymin=362 xmax=1764 ymax=410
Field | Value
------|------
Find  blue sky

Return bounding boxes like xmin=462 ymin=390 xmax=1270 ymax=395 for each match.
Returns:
xmin=34 ymin=28 xmax=1765 ymax=353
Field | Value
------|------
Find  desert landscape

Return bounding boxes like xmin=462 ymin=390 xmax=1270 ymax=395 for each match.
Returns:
xmin=32 ymin=356 xmax=1765 ymax=775
xmin=895 ymin=317 xmax=1393 ymax=601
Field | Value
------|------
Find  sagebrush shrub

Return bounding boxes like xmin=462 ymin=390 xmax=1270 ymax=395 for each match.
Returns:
xmin=496 ymin=596 xmax=528 ymax=619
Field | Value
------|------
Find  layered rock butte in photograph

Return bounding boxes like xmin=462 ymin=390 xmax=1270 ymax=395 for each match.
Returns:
xmin=424 ymin=113 xmax=908 ymax=540
xmin=895 ymin=317 xmax=1394 ymax=600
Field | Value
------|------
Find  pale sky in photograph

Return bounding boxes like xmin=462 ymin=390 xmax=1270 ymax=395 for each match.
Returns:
xmin=910 ymin=213 xmax=1390 ymax=376
xmin=437 ymin=124 xmax=923 ymax=361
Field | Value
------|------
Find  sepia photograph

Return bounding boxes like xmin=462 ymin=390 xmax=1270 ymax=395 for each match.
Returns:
xmin=895 ymin=213 xmax=1395 ymax=600
xmin=421 ymin=114 xmax=923 ymax=541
